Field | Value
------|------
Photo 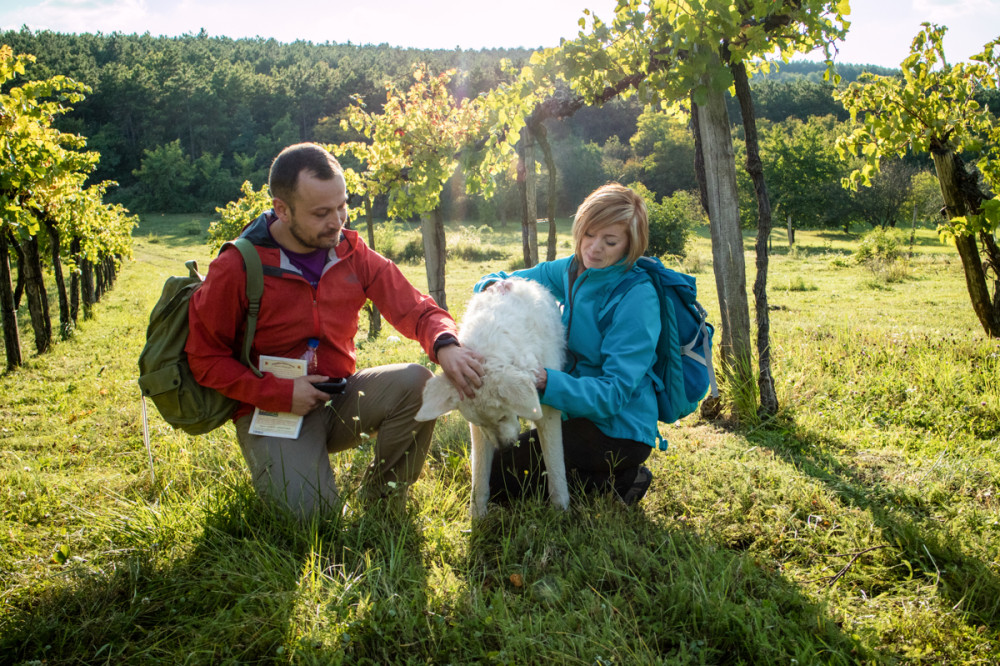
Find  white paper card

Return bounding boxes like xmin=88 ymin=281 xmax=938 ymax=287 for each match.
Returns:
xmin=248 ymin=355 xmax=307 ymax=439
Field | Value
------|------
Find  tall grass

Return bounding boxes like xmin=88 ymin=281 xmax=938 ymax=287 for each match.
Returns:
xmin=1 ymin=219 xmax=997 ymax=664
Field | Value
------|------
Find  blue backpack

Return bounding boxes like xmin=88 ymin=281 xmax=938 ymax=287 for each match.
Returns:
xmin=599 ymin=256 xmax=718 ymax=445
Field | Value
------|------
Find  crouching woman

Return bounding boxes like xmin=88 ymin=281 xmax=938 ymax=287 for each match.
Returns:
xmin=476 ymin=183 xmax=660 ymax=506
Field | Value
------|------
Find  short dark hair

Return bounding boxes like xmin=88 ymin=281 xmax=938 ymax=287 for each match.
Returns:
xmin=268 ymin=143 xmax=344 ymax=204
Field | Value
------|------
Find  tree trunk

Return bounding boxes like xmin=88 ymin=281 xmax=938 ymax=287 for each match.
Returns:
xmin=519 ymin=127 xmax=539 ymax=268
xmin=931 ymin=148 xmax=1000 ymax=337
xmin=363 ymin=195 xmax=382 ymax=339
xmin=421 ymin=208 xmax=448 ymax=310
xmin=532 ymin=121 xmax=559 ymax=262
xmin=0 ymin=230 xmax=23 ymax=370
xmin=20 ymin=234 xmax=52 ymax=354
xmin=909 ymin=203 xmax=918 ymax=258
xmin=787 ymin=213 xmax=794 ymax=247
xmin=44 ymin=218 xmax=73 ymax=339
xmin=70 ymin=236 xmax=80 ymax=324
xmin=732 ymin=60 xmax=778 ymax=418
xmin=692 ymin=82 xmax=754 ymax=406
xmin=10 ymin=230 xmax=25 ymax=309
xmin=102 ymin=257 xmax=115 ymax=294
xmin=81 ymin=257 xmax=95 ymax=320
xmin=94 ymin=259 xmax=104 ymax=302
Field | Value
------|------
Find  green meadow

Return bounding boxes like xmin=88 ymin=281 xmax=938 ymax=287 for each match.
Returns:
xmin=1 ymin=215 xmax=997 ymax=664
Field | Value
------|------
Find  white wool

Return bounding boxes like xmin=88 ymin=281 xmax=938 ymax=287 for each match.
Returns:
xmin=458 ymin=278 xmax=565 ymax=375
xmin=415 ymin=278 xmax=569 ymax=518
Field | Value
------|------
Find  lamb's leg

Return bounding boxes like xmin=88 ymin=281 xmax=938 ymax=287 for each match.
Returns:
xmin=536 ymin=405 xmax=569 ymax=511
xmin=468 ymin=423 xmax=495 ymax=519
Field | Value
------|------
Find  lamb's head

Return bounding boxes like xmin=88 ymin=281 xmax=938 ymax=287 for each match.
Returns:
xmin=415 ymin=366 xmax=541 ymax=446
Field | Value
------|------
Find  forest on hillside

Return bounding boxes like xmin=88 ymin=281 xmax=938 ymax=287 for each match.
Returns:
xmin=1 ymin=28 xmax=982 ymax=231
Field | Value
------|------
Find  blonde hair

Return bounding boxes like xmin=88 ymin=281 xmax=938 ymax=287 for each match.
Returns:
xmin=572 ymin=183 xmax=649 ymax=267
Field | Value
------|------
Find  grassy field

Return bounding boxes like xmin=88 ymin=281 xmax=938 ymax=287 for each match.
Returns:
xmin=1 ymin=214 xmax=998 ymax=664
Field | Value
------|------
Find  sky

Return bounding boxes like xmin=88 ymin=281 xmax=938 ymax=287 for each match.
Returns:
xmin=1 ymin=0 xmax=998 ymax=68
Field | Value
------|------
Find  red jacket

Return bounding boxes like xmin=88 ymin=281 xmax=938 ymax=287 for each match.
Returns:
xmin=186 ymin=211 xmax=457 ymax=420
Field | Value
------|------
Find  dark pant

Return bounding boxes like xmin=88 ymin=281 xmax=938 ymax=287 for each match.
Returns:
xmin=489 ymin=417 xmax=651 ymax=504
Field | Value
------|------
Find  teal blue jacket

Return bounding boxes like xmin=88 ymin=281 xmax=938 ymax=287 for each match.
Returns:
xmin=475 ymin=256 xmax=660 ymax=447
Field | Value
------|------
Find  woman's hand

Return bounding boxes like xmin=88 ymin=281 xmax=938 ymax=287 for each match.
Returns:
xmin=534 ymin=367 xmax=547 ymax=391
xmin=486 ymin=279 xmax=512 ymax=295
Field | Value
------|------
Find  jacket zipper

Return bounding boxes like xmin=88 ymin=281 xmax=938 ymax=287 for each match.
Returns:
xmin=565 ymin=270 xmax=589 ymax=373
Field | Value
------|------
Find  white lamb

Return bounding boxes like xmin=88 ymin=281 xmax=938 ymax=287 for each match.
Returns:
xmin=415 ymin=277 xmax=568 ymax=519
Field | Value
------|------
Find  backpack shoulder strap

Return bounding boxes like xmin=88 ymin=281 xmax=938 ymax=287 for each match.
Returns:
xmin=598 ymin=267 xmax=649 ymax=333
xmin=228 ymin=237 xmax=264 ymax=377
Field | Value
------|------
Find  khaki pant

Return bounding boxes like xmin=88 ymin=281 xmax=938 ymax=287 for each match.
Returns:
xmin=235 ymin=363 xmax=435 ymax=519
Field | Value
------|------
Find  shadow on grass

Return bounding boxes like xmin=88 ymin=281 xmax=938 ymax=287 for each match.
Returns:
xmin=747 ymin=421 xmax=1000 ymax=631
xmin=461 ymin=493 xmax=869 ymax=664
xmin=0 ymin=488 xmax=430 ymax=663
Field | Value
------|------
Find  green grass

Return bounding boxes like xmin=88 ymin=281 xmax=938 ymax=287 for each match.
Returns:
xmin=1 ymin=217 xmax=998 ymax=664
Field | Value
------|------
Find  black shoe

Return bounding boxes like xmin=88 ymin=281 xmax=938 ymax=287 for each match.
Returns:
xmin=620 ymin=466 xmax=652 ymax=506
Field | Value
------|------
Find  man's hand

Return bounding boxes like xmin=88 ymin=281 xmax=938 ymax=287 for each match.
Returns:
xmin=290 ymin=375 xmax=335 ymax=415
xmin=437 ymin=344 xmax=484 ymax=399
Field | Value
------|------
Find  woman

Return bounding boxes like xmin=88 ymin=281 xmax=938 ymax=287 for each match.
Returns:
xmin=475 ymin=183 xmax=660 ymax=506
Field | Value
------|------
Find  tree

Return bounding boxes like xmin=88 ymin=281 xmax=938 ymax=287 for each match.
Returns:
xmin=0 ymin=46 xmax=134 ymax=368
xmin=836 ymin=24 xmax=1000 ymax=337
xmin=551 ymin=134 xmax=607 ymax=216
xmin=739 ymin=77 xmax=846 ymax=123
xmin=341 ymin=65 xmax=485 ymax=310
xmin=630 ymin=106 xmax=698 ymax=198
xmin=1 ymin=47 xmax=90 ymax=365
xmin=908 ymin=170 xmax=945 ymax=223
xmin=208 ymin=181 xmax=272 ymax=251
xmin=905 ymin=170 xmax=944 ymax=255
xmin=632 ymin=183 xmax=699 ymax=257
xmin=517 ymin=127 xmax=539 ymax=267
xmin=751 ymin=115 xmax=853 ymax=239
xmin=600 ymin=135 xmax=644 ymax=186
xmin=853 ymin=159 xmax=918 ymax=229
xmin=131 ymin=140 xmax=195 ymax=212
xmin=536 ymin=0 xmax=848 ymax=418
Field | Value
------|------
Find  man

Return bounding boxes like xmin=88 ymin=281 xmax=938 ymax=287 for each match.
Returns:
xmin=187 ymin=143 xmax=483 ymax=519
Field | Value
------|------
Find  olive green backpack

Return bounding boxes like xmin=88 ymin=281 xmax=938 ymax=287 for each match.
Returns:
xmin=138 ymin=238 xmax=264 ymax=436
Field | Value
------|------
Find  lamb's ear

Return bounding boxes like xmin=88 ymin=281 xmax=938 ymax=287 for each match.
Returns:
xmin=510 ymin=378 xmax=543 ymax=421
xmin=415 ymin=375 xmax=461 ymax=421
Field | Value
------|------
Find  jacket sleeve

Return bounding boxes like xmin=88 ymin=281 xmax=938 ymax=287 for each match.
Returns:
xmin=356 ymin=246 xmax=458 ymax=363
xmin=185 ymin=248 xmax=294 ymax=412
xmin=541 ymin=279 xmax=659 ymax=420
